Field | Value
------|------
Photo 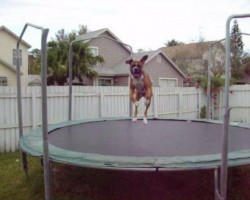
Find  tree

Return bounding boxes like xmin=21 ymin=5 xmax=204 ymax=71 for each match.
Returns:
xmin=230 ymin=20 xmax=244 ymax=80
xmin=243 ymin=53 xmax=250 ymax=75
xmin=30 ymin=26 xmax=104 ymax=85
xmin=28 ymin=48 xmax=41 ymax=74
xmin=165 ymin=39 xmax=184 ymax=47
xmin=47 ymin=28 xmax=104 ymax=85
xmin=78 ymin=24 xmax=88 ymax=35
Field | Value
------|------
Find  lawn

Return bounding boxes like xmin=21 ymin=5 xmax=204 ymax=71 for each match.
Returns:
xmin=1 ymin=151 xmax=250 ymax=200
xmin=0 ymin=151 xmax=44 ymax=200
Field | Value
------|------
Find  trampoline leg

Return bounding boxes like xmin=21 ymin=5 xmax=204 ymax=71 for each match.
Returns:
xmin=50 ymin=162 xmax=54 ymax=199
xmin=214 ymin=168 xmax=223 ymax=200
xmin=20 ymin=151 xmax=29 ymax=179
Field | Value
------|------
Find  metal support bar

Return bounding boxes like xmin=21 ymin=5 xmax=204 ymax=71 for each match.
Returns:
xmin=214 ymin=168 xmax=223 ymax=200
xmin=68 ymin=35 xmax=133 ymax=120
xmin=206 ymin=47 xmax=212 ymax=119
xmin=17 ymin=23 xmax=51 ymax=200
xmin=219 ymin=13 xmax=250 ymax=200
xmin=41 ymin=28 xmax=51 ymax=200
xmin=16 ymin=25 xmax=28 ymax=177
xmin=68 ymin=44 xmax=73 ymax=120
xmin=16 ymin=23 xmax=46 ymax=177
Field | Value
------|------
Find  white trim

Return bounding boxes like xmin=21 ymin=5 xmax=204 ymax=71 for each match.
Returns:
xmin=97 ymin=77 xmax=114 ymax=86
xmin=89 ymin=46 xmax=98 ymax=56
xmin=159 ymin=78 xmax=178 ymax=87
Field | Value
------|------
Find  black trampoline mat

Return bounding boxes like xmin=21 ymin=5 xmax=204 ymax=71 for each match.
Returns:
xmin=48 ymin=119 xmax=250 ymax=157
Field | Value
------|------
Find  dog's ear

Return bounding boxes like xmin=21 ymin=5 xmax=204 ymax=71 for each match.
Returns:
xmin=125 ymin=59 xmax=133 ymax=65
xmin=140 ymin=55 xmax=148 ymax=64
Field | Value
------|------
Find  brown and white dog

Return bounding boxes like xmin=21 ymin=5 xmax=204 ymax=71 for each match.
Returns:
xmin=126 ymin=55 xmax=153 ymax=124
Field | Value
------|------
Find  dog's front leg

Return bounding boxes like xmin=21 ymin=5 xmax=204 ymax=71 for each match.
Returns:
xmin=130 ymin=89 xmax=139 ymax=122
xmin=143 ymin=88 xmax=152 ymax=124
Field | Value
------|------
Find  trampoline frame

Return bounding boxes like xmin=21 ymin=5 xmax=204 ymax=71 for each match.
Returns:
xmin=19 ymin=117 xmax=250 ymax=170
xmin=16 ymin=14 xmax=250 ymax=200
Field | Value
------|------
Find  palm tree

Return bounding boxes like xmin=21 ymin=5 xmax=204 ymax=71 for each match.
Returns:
xmin=46 ymin=26 xmax=104 ymax=85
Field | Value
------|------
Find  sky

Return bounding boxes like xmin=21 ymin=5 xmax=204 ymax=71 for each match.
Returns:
xmin=1 ymin=0 xmax=250 ymax=52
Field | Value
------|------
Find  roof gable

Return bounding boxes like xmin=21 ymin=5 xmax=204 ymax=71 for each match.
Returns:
xmin=77 ymin=28 xmax=108 ymax=41
xmin=0 ymin=58 xmax=17 ymax=72
xmin=77 ymin=28 xmax=131 ymax=52
xmin=77 ymin=28 xmax=121 ymax=42
xmin=0 ymin=26 xmax=31 ymax=48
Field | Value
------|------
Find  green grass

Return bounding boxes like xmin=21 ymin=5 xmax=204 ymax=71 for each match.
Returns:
xmin=0 ymin=151 xmax=44 ymax=200
xmin=1 ymin=151 xmax=250 ymax=200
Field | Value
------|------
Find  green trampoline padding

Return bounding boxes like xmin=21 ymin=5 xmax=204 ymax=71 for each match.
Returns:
xmin=19 ymin=118 xmax=250 ymax=170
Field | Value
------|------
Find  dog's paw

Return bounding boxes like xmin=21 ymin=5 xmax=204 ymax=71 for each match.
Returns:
xmin=143 ymin=117 xmax=148 ymax=124
xmin=132 ymin=118 xmax=137 ymax=122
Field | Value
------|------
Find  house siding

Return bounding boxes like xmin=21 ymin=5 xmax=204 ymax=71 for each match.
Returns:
xmin=0 ymin=63 xmax=16 ymax=85
xmin=115 ymin=76 xmax=129 ymax=86
xmin=0 ymin=29 xmax=29 ymax=86
xmin=88 ymin=32 xmax=130 ymax=68
xmin=82 ymin=76 xmax=94 ymax=86
xmin=144 ymin=54 xmax=183 ymax=87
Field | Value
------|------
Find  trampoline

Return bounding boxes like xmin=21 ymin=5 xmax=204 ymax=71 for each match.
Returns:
xmin=19 ymin=118 xmax=250 ymax=170
xmin=16 ymin=16 xmax=250 ymax=199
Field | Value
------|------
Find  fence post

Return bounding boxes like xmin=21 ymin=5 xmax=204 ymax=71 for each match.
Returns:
xmin=178 ymin=92 xmax=182 ymax=117
xmin=153 ymin=92 xmax=158 ymax=118
xmin=71 ymin=92 xmax=75 ymax=120
xmin=31 ymin=92 xmax=36 ymax=130
xmin=99 ymin=93 xmax=104 ymax=117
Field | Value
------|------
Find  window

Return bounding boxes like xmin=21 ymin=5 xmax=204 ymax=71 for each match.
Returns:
xmin=0 ymin=77 xmax=8 ymax=86
xmin=13 ymin=49 xmax=22 ymax=66
xmin=89 ymin=46 xmax=98 ymax=56
xmin=98 ymin=78 xmax=113 ymax=86
xmin=88 ymin=46 xmax=98 ymax=66
xmin=159 ymin=78 xmax=178 ymax=87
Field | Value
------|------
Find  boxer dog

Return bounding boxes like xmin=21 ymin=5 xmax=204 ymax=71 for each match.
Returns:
xmin=126 ymin=55 xmax=152 ymax=124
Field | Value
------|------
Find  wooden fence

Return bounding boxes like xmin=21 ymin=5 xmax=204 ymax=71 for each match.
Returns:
xmin=0 ymin=86 xmax=204 ymax=152
xmin=213 ymin=85 xmax=250 ymax=122
xmin=2 ymin=85 xmax=250 ymax=152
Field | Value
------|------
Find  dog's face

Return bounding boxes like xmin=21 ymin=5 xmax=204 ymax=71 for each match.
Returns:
xmin=126 ymin=55 xmax=148 ymax=79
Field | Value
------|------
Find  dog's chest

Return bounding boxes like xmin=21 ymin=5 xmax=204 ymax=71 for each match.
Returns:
xmin=132 ymin=76 xmax=145 ymax=93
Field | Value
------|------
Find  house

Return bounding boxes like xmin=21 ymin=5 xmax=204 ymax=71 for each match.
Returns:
xmin=0 ymin=26 xmax=31 ymax=86
xmin=28 ymin=75 xmax=41 ymax=86
xmin=160 ymin=41 xmax=225 ymax=77
xmin=77 ymin=28 xmax=186 ymax=87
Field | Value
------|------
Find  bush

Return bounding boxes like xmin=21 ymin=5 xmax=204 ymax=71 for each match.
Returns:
xmin=200 ymin=105 xmax=206 ymax=119
xmin=200 ymin=77 xmax=224 ymax=91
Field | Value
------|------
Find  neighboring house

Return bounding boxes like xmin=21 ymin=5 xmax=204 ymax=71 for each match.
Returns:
xmin=76 ymin=28 xmax=186 ymax=87
xmin=160 ymin=41 xmax=225 ymax=77
xmin=0 ymin=26 xmax=31 ymax=86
